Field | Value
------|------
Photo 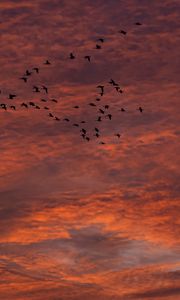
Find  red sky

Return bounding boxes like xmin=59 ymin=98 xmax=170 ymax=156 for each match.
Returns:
xmin=0 ymin=0 xmax=180 ymax=299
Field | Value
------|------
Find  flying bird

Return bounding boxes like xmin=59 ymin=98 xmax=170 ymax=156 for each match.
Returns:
xmin=97 ymin=116 xmax=102 ymax=122
xmin=106 ymin=114 xmax=112 ymax=120
xmin=35 ymin=105 xmax=40 ymax=109
xmin=115 ymin=133 xmax=121 ymax=138
xmin=89 ymin=103 xmax=96 ymax=106
xmin=73 ymin=123 xmax=79 ymax=127
xmin=9 ymin=94 xmax=17 ymax=99
xmin=21 ymin=102 xmax=28 ymax=108
xmin=70 ymin=53 xmax=75 ymax=59
xmin=119 ymin=30 xmax=127 ymax=35
xmin=95 ymin=44 xmax=101 ymax=49
xmin=44 ymin=106 xmax=49 ymax=110
xmin=10 ymin=105 xmax=16 ymax=110
xmin=98 ymin=38 xmax=104 ymax=43
xmin=104 ymin=105 xmax=109 ymax=109
xmin=135 ymin=22 xmax=142 ymax=25
xmin=41 ymin=99 xmax=47 ymax=102
xmin=0 ymin=104 xmax=7 ymax=110
xmin=55 ymin=117 xmax=60 ymax=121
xmin=33 ymin=86 xmax=40 ymax=93
xmin=25 ymin=70 xmax=31 ymax=76
xmin=29 ymin=101 xmax=35 ymax=106
xmin=20 ymin=77 xmax=27 ymax=82
xmin=99 ymin=108 xmax=105 ymax=114
xmin=81 ymin=128 xmax=87 ymax=134
xmin=99 ymin=141 xmax=105 ymax=144
xmin=95 ymin=127 xmax=99 ymax=132
xmin=96 ymin=98 xmax=101 ymax=101
xmin=138 ymin=106 xmax=143 ymax=112
xmin=51 ymin=99 xmax=58 ymax=103
xmin=84 ymin=55 xmax=91 ymax=62
xmin=74 ymin=105 xmax=79 ymax=108
xmin=44 ymin=60 xmax=51 ymax=65
xmin=49 ymin=113 xmax=54 ymax=117
xmin=63 ymin=118 xmax=70 ymax=122
xmin=42 ymin=85 xmax=48 ymax=93
xmin=33 ymin=67 xmax=39 ymax=73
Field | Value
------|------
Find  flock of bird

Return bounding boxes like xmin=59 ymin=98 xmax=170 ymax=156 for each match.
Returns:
xmin=1 ymin=22 xmax=144 ymax=145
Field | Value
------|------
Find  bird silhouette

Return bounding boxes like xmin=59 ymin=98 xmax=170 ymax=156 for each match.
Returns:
xmin=115 ymin=133 xmax=121 ymax=138
xmin=97 ymin=85 xmax=104 ymax=96
xmin=95 ymin=127 xmax=99 ymax=132
xmin=1 ymin=104 xmax=7 ymax=110
xmin=81 ymin=128 xmax=86 ymax=134
xmin=86 ymin=137 xmax=90 ymax=141
xmin=21 ymin=103 xmax=28 ymax=108
xmin=138 ymin=107 xmax=143 ymax=112
xmin=104 ymin=105 xmax=109 ymax=109
xmin=135 ymin=22 xmax=142 ymax=25
xmin=94 ymin=133 xmax=100 ymax=138
xmin=49 ymin=113 xmax=54 ymax=117
xmin=97 ymin=116 xmax=102 ymax=122
xmin=25 ymin=70 xmax=31 ymax=76
xmin=33 ymin=86 xmax=40 ymax=93
xmin=121 ymin=108 xmax=126 ymax=112
xmin=84 ymin=55 xmax=91 ymax=62
xmin=98 ymin=38 xmax=104 ymax=43
xmin=35 ymin=105 xmax=40 ymax=109
xmin=96 ymin=98 xmax=101 ymax=101
xmin=20 ymin=77 xmax=27 ymax=82
xmin=119 ymin=30 xmax=127 ymax=35
xmin=44 ymin=60 xmax=51 ymax=65
xmin=81 ymin=121 xmax=86 ymax=123
xmin=89 ymin=103 xmax=96 ymax=107
xmin=29 ymin=101 xmax=35 ymax=106
xmin=73 ymin=123 xmax=79 ymax=127
xmin=55 ymin=117 xmax=60 ymax=121
xmin=41 ymin=99 xmax=47 ymax=102
xmin=99 ymin=141 xmax=105 ymax=144
xmin=42 ymin=85 xmax=48 ymax=93
xmin=33 ymin=67 xmax=39 ymax=73
xmin=99 ymin=108 xmax=105 ymax=114
xmin=9 ymin=94 xmax=16 ymax=99
xmin=70 ymin=53 xmax=75 ymax=59
xmin=63 ymin=118 xmax=70 ymax=122
xmin=10 ymin=105 xmax=16 ymax=110
xmin=44 ymin=106 xmax=49 ymax=110
xmin=51 ymin=99 xmax=58 ymax=103
xmin=106 ymin=114 xmax=112 ymax=120
xmin=74 ymin=105 xmax=79 ymax=108
xmin=95 ymin=44 xmax=101 ymax=49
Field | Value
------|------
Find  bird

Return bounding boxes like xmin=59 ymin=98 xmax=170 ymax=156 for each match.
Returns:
xmin=86 ymin=137 xmax=90 ymax=141
xmin=25 ymin=70 xmax=31 ymax=76
xmin=135 ymin=22 xmax=142 ymax=25
xmin=95 ymin=127 xmax=99 ymax=132
xmin=42 ymin=85 xmax=48 ymax=93
xmin=81 ymin=128 xmax=86 ymax=134
xmin=104 ymin=105 xmax=109 ymax=109
xmin=99 ymin=141 xmax=105 ymax=144
xmin=21 ymin=102 xmax=28 ymax=108
xmin=81 ymin=121 xmax=86 ymax=123
xmin=119 ymin=89 xmax=123 ymax=93
xmin=120 ymin=108 xmax=126 ymax=112
xmin=95 ymin=44 xmax=101 ymax=49
xmin=29 ymin=101 xmax=35 ymax=106
xmin=10 ymin=105 xmax=16 ymax=110
xmin=55 ymin=117 xmax=60 ymax=121
xmin=44 ymin=106 xmax=49 ymax=110
xmin=74 ymin=105 xmax=79 ymax=108
xmin=115 ymin=86 xmax=120 ymax=91
xmin=9 ymin=94 xmax=16 ymax=99
xmin=115 ymin=133 xmax=121 ymax=138
xmin=96 ymin=98 xmax=101 ymax=101
xmin=89 ymin=103 xmax=96 ymax=106
xmin=63 ymin=118 xmax=70 ymax=122
xmin=99 ymin=108 xmax=105 ymax=114
xmin=106 ymin=114 xmax=112 ymax=120
xmin=69 ymin=53 xmax=75 ymax=59
xmin=98 ymin=38 xmax=104 ymax=43
xmin=33 ymin=86 xmax=40 ymax=93
xmin=0 ymin=104 xmax=7 ymax=110
xmin=73 ymin=123 xmax=79 ymax=127
xmin=20 ymin=77 xmax=27 ymax=82
xmin=41 ymin=99 xmax=47 ymax=102
xmin=44 ymin=60 xmax=51 ymax=65
xmin=35 ymin=105 xmax=40 ymax=109
xmin=51 ymin=99 xmax=58 ymax=103
xmin=49 ymin=113 xmax=54 ymax=117
xmin=33 ymin=67 xmax=39 ymax=73
xmin=97 ymin=116 xmax=102 ymax=122
xmin=84 ymin=55 xmax=91 ymax=62
xmin=119 ymin=30 xmax=127 ymax=35
xmin=81 ymin=133 xmax=86 ymax=139
xmin=97 ymin=85 xmax=104 ymax=95
xmin=138 ymin=107 xmax=143 ymax=112
xmin=94 ymin=133 xmax=100 ymax=138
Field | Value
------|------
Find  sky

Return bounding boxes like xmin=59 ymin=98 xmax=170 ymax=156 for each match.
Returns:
xmin=0 ymin=0 xmax=180 ymax=299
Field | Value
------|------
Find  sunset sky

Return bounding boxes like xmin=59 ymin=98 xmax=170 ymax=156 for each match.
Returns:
xmin=0 ymin=0 xmax=180 ymax=299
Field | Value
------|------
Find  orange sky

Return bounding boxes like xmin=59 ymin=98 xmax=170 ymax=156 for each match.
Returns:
xmin=0 ymin=0 xmax=180 ymax=299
